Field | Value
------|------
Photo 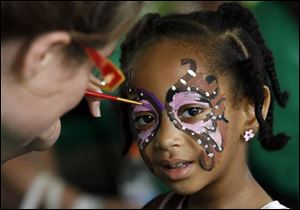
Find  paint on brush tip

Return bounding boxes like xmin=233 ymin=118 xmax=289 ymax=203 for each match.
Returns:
xmin=137 ymin=88 xmax=164 ymax=111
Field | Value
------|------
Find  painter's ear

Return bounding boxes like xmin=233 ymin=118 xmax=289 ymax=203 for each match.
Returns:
xmin=20 ymin=31 xmax=71 ymax=80
xmin=243 ymin=85 xmax=271 ymax=128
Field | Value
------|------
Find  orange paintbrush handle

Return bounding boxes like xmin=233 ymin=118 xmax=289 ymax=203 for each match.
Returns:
xmin=85 ymin=90 xmax=142 ymax=105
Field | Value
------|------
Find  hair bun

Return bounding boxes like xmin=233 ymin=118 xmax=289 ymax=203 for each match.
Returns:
xmin=217 ymin=2 xmax=256 ymax=31
xmin=141 ymin=13 xmax=162 ymax=31
xmin=146 ymin=13 xmax=161 ymax=24
xmin=260 ymin=132 xmax=290 ymax=151
xmin=217 ymin=2 xmax=244 ymax=18
xmin=278 ymin=91 xmax=289 ymax=107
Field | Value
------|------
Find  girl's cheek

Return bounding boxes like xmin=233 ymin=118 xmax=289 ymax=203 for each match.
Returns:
xmin=198 ymin=150 xmax=215 ymax=171
xmin=141 ymin=146 xmax=154 ymax=173
xmin=216 ymin=118 xmax=228 ymax=149
xmin=136 ymin=120 xmax=159 ymax=150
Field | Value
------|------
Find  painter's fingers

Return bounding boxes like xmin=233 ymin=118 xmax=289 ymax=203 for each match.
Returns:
xmin=86 ymin=97 xmax=101 ymax=118
xmin=89 ymin=73 xmax=106 ymax=89
xmin=85 ymin=74 xmax=102 ymax=118
xmin=85 ymin=91 xmax=102 ymax=117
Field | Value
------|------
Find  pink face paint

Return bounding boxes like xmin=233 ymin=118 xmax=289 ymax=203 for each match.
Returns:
xmin=131 ymin=100 xmax=159 ymax=147
xmin=168 ymin=91 xmax=210 ymax=111
xmin=132 ymin=100 xmax=154 ymax=113
xmin=165 ymin=58 xmax=229 ymax=171
xmin=168 ymin=91 xmax=223 ymax=147
xmin=127 ymin=88 xmax=163 ymax=151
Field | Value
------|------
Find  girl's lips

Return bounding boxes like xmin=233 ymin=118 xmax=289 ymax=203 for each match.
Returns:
xmin=156 ymin=158 xmax=194 ymax=181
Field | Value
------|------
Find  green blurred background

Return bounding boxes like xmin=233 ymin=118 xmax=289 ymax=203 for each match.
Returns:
xmin=55 ymin=1 xmax=299 ymax=208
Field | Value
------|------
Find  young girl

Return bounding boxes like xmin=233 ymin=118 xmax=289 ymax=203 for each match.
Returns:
xmin=119 ymin=3 xmax=290 ymax=209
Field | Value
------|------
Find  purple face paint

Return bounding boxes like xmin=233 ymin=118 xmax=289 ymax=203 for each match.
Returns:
xmin=132 ymin=100 xmax=155 ymax=113
xmin=140 ymin=89 xmax=164 ymax=111
xmin=127 ymin=88 xmax=163 ymax=151
xmin=131 ymin=100 xmax=158 ymax=147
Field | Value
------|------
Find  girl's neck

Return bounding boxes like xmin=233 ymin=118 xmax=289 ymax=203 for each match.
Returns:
xmin=187 ymin=164 xmax=272 ymax=209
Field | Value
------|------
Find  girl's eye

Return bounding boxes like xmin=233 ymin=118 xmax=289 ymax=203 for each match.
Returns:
xmin=181 ymin=107 xmax=202 ymax=118
xmin=132 ymin=112 xmax=156 ymax=130
xmin=178 ymin=104 xmax=206 ymax=122
xmin=134 ymin=115 xmax=155 ymax=125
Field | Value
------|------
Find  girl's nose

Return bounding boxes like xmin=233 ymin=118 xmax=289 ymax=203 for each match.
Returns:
xmin=153 ymin=115 xmax=184 ymax=151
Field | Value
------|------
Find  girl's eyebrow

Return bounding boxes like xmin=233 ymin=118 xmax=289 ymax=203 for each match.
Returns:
xmin=132 ymin=100 xmax=155 ymax=113
xmin=143 ymin=103 xmax=154 ymax=110
xmin=136 ymin=88 xmax=164 ymax=111
xmin=132 ymin=103 xmax=152 ymax=113
xmin=199 ymin=98 xmax=210 ymax=103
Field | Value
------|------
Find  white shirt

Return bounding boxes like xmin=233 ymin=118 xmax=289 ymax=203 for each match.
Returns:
xmin=261 ymin=200 xmax=289 ymax=209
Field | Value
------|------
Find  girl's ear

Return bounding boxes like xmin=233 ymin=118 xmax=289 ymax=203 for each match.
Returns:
xmin=243 ymin=85 xmax=271 ymax=128
xmin=243 ymin=98 xmax=257 ymax=129
xmin=20 ymin=31 xmax=71 ymax=81
xmin=261 ymin=85 xmax=271 ymax=120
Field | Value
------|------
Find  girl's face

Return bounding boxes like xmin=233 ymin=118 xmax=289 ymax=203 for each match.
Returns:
xmin=126 ymin=40 xmax=247 ymax=194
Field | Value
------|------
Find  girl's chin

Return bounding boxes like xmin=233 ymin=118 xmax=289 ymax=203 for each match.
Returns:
xmin=170 ymin=186 xmax=200 ymax=195
xmin=165 ymin=180 xmax=205 ymax=195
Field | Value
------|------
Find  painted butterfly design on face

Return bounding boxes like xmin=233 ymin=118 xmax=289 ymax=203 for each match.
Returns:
xmin=127 ymin=87 xmax=163 ymax=151
xmin=126 ymin=58 xmax=228 ymax=170
xmin=165 ymin=58 xmax=228 ymax=161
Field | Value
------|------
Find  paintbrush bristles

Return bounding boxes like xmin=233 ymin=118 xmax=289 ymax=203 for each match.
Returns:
xmin=117 ymin=97 xmax=143 ymax=105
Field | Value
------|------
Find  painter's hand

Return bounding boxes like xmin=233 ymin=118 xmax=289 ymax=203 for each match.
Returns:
xmin=85 ymin=74 xmax=103 ymax=117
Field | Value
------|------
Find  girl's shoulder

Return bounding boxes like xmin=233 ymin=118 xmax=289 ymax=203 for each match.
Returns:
xmin=142 ymin=192 xmax=168 ymax=209
xmin=142 ymin=191 xmax=185 ymax=209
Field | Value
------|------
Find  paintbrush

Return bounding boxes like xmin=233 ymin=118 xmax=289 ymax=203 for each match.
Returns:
xmin=85 ymin=90 xmax=142 ymax=105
